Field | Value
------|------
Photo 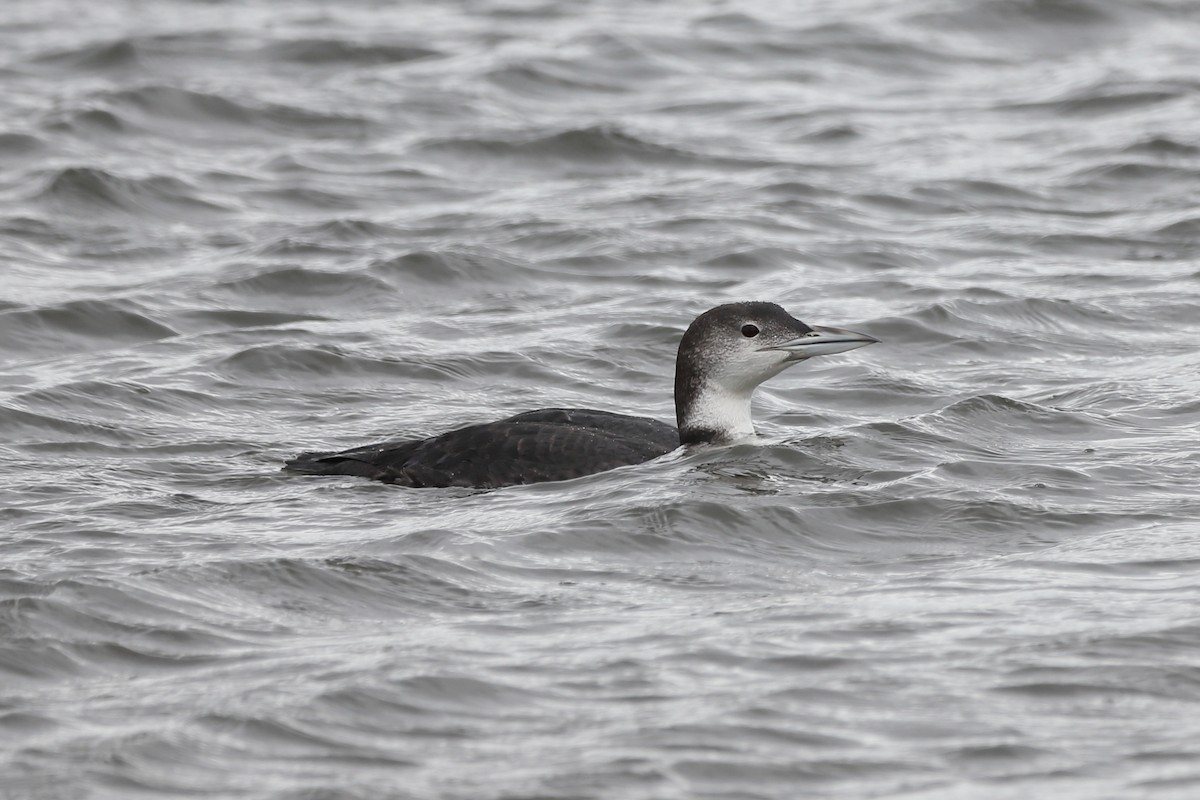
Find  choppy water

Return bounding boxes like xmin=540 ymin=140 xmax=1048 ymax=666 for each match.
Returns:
xmin=2 ymin=0 xmax=1199 ymax=797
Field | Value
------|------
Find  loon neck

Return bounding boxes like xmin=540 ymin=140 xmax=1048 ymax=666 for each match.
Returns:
xmin=676 ymin=382 xmax=757 ymax=445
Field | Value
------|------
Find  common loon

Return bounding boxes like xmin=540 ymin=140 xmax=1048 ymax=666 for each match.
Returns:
xmin=284 ymin=302 xmax=877 ymax=488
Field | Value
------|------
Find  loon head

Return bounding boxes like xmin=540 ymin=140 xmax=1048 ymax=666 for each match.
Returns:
xmin=674 ymin=301 xmax=878 ymax=445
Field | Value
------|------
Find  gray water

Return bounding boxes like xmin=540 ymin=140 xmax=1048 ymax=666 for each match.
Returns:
xmin=2 ymin=0 xmax=1199 ymax=797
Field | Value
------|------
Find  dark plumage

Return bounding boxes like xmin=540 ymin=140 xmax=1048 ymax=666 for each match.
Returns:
xmin=285 ymin=408 xmax=677 ymax=488
xmin=284 ymin=302 xmax=878 ymax=489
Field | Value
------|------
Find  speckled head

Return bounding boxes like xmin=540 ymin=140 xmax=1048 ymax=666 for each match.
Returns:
xmin=674 ymin=302 xmax=878 ymax=445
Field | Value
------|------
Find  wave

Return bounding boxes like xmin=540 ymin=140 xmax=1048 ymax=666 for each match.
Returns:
xmin=412 ymin=124 xmax=770 ymax=176
xmin=0 ymin=298 xmax=177 ymax=359
xmin=44 ymin=85 xmax=372 ymax=144
xmin=0 ymin=132 xmax=46 ymax=159
xmin=262 ymin=38 xmax=440 ymax=66
xmin=30 ymin=166 xmax=230 ymax=221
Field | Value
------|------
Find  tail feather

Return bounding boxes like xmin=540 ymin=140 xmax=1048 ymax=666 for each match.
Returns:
xmin=284 ymin=437 xmax=423 ymax=478
xmin=284 ymin=450 xmax=376 ymax=477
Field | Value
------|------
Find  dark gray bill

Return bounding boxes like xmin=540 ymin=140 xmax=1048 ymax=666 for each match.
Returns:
xmin=766 ymin=325 xmax=880 ymax=359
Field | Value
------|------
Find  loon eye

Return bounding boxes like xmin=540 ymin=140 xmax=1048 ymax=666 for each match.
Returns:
xmin=741 ymin=324 xmax=760 ymax=338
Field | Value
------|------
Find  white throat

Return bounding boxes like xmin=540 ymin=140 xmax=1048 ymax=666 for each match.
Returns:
xmin=679 ymin=381 xmax=757 ymax=442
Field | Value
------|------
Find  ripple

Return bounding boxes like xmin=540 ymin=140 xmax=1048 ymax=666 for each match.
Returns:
xmin=213 ymin=343 xmax=404 ymax=382
xmin=113 ymin=85 xmax=370 ymax=136
xmin=30 ymin=166 xmax=230 ymax=221
xmin=413 ymin=124 xmax=762 ymax=176
xmin=910 ymin=0 xmax=1124 ymax=55
xmin=368 ymin=249 xmax=527 ymax=285
xmin=0 ymin=132 xmax=46 ymax=159
xmin=1122 ymin=136 xmax=1200 ymax=158
xmin=145 ymin=554 xmax=530 ymax=619
xmin=887 ymin=296 xmax=1142 ymax=353
xmin=32 ymin=37 xmax=145 ymax=71
xmin=44 ymin=85 xmax=374 ymax=144
xmin=208 ymin=266 xmax=397 ymax=307
xmin=8 ymin=382 xmax=221 ymax=438
xmin=487 ymin=60 xmax=630 ymax=98
xmin=262 ymin=38 xmax=440 ymax=66
xmin=0 ymin=298 xmax=177 ymax=359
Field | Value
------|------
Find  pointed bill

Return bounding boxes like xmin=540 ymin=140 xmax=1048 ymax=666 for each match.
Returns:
xmin=765 ymin=325 xmax=879 ymax=359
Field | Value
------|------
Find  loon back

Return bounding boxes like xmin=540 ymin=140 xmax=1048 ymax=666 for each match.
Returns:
xmin=284 ymin=408 xmax=678 ymax=489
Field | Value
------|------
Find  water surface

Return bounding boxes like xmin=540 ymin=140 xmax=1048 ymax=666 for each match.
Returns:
xmin=2 ymin=0 xmax=1199 ymax=797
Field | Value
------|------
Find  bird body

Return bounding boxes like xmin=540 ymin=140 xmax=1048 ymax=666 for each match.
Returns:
xmin=285 ymin=302 xmax=877 ymax=489
xmin=287 ymin=408 xmax=677 ymax=488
